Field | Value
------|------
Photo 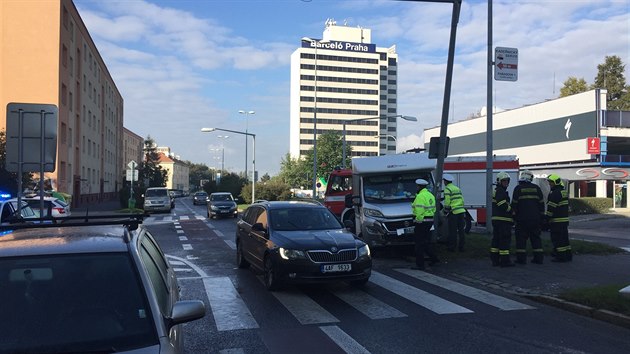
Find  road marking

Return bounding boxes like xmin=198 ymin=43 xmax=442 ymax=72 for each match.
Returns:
xmin=186 ymin=255 xmax=199 ymax=260
xmin=173 ymin=268 xmax=193 ymax=272
xmin=272 ymin=289 xmax=339 ymax=324
xmin=330 ymin=284 xmax=406 ymax=319
xmin=319 ymin=325 xmax=371 ymax=354
xmin=224 ymin=240 xmax=236 ymax=250
xmin=169 ymin=260 xmax=186 ymax=266
xmin=204 ymin=276 xmax=259 ymax=331
xmin=196 ymin=215 xmax=206 ymax=220
xmin=179 ymin=236 xmax=188 ymax=241
xmin=219 ymin=349 xmax=245 ymax=354
xmin=183 ymin=244 xmax=193 ymax=250
xmin=176 ymin=230 xmax=185 ymax=234
xmin=395 ymin=268 xmax=535 ymax=311
xmin=180 ymin=215 xmax=190 ymax=221
xmin=215 ymin=230 xmax=225 ymax=238
xmin=370 ymin=271 xmax=472 ymax=314
xmin=164 ymin=216 xmax=172 ymax=222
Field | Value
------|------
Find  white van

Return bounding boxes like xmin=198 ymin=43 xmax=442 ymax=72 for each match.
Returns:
xmin=143 ymin=187 xmax=171 ymax=214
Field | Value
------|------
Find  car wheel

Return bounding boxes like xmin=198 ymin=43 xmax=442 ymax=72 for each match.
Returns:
xmin=236 ymin=242 xmax=250 ymax=269
xmin=264 ymin=256 xmax=281 ymax=291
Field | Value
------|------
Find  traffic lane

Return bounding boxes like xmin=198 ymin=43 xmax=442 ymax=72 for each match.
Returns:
xmin=569 ymin=214 xmax=630 ymax=250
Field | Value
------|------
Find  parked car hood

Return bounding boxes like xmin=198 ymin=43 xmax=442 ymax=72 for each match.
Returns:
xmin=271 ymin=229 xmax=360 ymax=250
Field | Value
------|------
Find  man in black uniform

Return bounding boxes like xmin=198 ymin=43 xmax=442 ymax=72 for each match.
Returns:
xmin=491 ymin=172 xmax=514 ymax=267
xmin=545 ymin=174 xmax=572 ymax=262
xmin=511 ymin=170 xmax=545 ymax=264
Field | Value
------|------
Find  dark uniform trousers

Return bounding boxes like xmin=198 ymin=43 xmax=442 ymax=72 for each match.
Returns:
xmin=447 ymin=212 xmax=466 ymax=251
xmin=491 ymin=222 xmax=513 ymax=267
xmin=550 ymin=223 xmax=572 ymax=262
xmin=515 ymin=220 xmax=544 ymax=264
xmin=414 ymin=220 xmax=438 ymax=269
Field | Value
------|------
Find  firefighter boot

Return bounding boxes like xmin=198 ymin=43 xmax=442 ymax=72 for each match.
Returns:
xmin=490 ymin=252 xmax=500 ymax=267
xmin=531 ymin=253 xmax=544 ymax=264
xmin=500 ymin=255 xmax=515 ymax=268
xmin=515 ymin=253 xmax=527 ymax=265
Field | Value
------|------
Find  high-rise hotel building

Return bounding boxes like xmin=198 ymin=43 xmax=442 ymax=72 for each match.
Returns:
xmin=290 ymin=20 xmax=399 ymax=159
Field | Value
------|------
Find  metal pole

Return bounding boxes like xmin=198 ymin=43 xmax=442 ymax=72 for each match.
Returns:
xmin=245 ymin=118 xmax=248 ymax=180
xmin=486 ymin=0 xmax=494 ymax=233
xmin=312 ymin=44 xmax=319 ymax=199
xmin=222 ymin=148 xmax=225 ymax=172
xmin=342 ymin=122 xmax=347 ymax=169
xmin=252 ymin=134 xmax=256 ymax=202
xmin=433 ymin=0 xmax=462 ymax=232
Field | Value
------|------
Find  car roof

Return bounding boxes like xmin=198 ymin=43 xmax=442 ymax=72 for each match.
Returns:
xmin=195 ymin=191 xmax=207 ymax=194
xmin=0 ymin=224 xmax=132 ymax=257
xmin=211 ymin=192 xmax=231 ymax=195
xmin=253 ymin=200 xmax=324 ymax=210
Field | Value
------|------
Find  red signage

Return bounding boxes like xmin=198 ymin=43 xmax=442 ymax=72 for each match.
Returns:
xmin=587 ymin=137 xmax=600 ymax=154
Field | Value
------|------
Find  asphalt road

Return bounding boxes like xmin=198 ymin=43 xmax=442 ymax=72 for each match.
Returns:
xmin=145 ymin=197 xmax=630 ymax=354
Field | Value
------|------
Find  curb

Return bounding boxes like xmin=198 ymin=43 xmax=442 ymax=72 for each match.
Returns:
xmin=523 ymin=294 xmax=630 ymax=330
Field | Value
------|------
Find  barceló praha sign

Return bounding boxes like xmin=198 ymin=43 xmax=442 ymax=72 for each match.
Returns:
xmin=494 ymin=47 xmax=518 ymax=82
xmin=587 ymin=137 xmax=601 ymax=154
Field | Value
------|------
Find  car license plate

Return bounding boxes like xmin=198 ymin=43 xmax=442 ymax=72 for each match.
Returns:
xmin=396 ymin=226 xmax=415 ymax=236
xmin=321 ymin=264 xmax=351 ymax=273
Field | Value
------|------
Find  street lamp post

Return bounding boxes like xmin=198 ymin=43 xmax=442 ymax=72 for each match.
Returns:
xmin=201 ymin=127 xmax=256 ymax=202
xmin=302 ymin=37 xmax=329 ymax=199
xmin=342 ymin=115 xmax=417 ymax=168
xmin=238 ymin=110 xmax=255 ymax=180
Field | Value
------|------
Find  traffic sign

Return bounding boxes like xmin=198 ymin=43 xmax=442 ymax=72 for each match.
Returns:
xmin=587 ymin=137 xmax=601 ymax=154
xmin=127 ymin=160 xmax=137 ymax=169
xmin=494 ymin=47 xmax=518 ymax=82
xmin=126 ymin=169 xmax=138 ymax=181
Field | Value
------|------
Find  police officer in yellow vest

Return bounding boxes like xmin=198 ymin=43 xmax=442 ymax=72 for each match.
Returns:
xmin=411 ymin=179 xmax=440 ymax=270
xmin=443 ymin=173 xmax=466 ymax=252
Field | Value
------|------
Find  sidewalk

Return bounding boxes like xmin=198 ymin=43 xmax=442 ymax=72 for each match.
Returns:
xmin=438 ymin=209 xmax=630 ymax=329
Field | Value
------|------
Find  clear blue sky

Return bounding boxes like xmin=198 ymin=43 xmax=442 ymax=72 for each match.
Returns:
xmin=74 ymin=0 xmax=630 ymax=176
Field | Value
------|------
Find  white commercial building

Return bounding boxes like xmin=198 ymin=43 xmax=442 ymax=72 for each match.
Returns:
xmin=290 ymin=19 xmax=399 ymax=159
xmin=424 ymin=89 xmax=630 ymax=208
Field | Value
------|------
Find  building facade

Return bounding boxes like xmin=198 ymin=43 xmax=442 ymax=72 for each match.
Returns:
xmin=290 ymin=19 xmax=399 ymax=159
xmin=1 ymin=0 xmax=123 ymax=207
xmin=424 ymin=89 xmax=630 ymax=208
xmin=157 ymin=152 xmax=190 ymax=192
xmin=123 ymin=128 xmax=144 ymax=172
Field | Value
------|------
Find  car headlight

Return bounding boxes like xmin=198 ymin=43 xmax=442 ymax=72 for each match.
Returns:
xmin=211 ymin=205 xmax=219 ymax=210
xmin=358 ymin=244 xmax=371 ymax=257
xmin=364 ymin=208 xmax=384 ymax=218
xmin=279 ymin=248 xmax=306 ymax=260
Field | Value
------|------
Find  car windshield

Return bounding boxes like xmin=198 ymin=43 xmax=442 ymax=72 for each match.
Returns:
xmin=363 ymin=173 xmax=433 ymax=203
xmin=146 ymin=189 xmax=167 ymax=197
xmin=270 ymin=207 xmax=343 ymax=231
xmin=211 ymin=194 xmax=233 ymax=202
xmin=0 ymin=253 xmax=158 ymax=353
xmin=195 ymin=193 xmax=207 ymax=197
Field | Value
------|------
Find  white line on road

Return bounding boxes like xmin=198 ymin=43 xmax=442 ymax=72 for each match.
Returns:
xmin=272 ymin=289 xmax=339 ymax=325
xmin=168 ymin=260 xmax=186 ymax=266
xmin=180 ymin=216 xmax=190 ymax=221
xmin=319 ymin=325 xmax=371 ymax=354
xmin=224 ymin=240 xmax=236 ymax=250
xmin=204 ymin=277 xmax=259 ymax=331
xmin=395 ymin=268 xmax=535 ymax=311
xmin=370 ymin=271 xmax=473 ymax=314
xmin=179 ymin=236 xmax=188 ymax=241
xmin=173 ymin=268 xmax=193 ymax=272
xmin=182 ymin=244 xmax=193 ymax=250
xmin=176 ymin=230 xmax=185 ymax=234
xmin=330 ymin=285 xmax=407 ymax=319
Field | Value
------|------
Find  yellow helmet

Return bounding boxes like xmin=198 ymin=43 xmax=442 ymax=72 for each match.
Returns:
xmin=547 ymin=174 xmax=562 ymax=185
xmin=496 ymin=171 xmax=510 ymax=182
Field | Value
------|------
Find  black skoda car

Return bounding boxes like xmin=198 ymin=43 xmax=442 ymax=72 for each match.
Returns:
xmin=235 ymin=200 xmax=372 ymax=290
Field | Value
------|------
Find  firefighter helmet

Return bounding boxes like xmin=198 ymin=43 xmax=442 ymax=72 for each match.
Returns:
xmin=547 ymin=174 xmax=562 ymax=185
xmin=519 ymin=170 xmax=534 ymax=182
xmin=442 ymin=173 xmax=455 ymax=182
xmin=496 ymin=171 xmax=510 ymax=182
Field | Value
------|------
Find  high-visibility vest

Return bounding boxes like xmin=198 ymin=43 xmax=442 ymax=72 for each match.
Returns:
xmin=412 ymin=189 xmax=436 ymax=222
xmin=444 ymin=183 xmax=465 ymax=215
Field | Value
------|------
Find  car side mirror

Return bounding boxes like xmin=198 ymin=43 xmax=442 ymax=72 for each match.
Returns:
xmin=169 ymin=300 xmax=206 ymax=328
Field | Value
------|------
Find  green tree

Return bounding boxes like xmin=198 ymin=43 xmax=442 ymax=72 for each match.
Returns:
xmin=277 ymin=153 xmax=309 ymax=188
xmin=260 ymin=173 xmax=271 ymax=183
xmin=205 ymin=172 xmax=246 ymax=199
xmin=559 ymin=76 xmax=589 ymax=97
xmin=592 ymin=55 xmax=630 ymax=110
xmin=186 ymin=161 xmax=214 ymax=192
xmin=302 ymin=131 xmax=351 ymax=184
xmin=140 ymin=136 xmax=168 ymax=188
xmin=240 ymin=179 xmax=292 ymax=203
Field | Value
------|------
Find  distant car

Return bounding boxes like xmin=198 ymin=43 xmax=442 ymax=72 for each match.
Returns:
xmin=0 ymin=216 xmax=206 ymax=353
xmin=21 ymin=196 xmax=71 ymax=218
xmin=192 ymin=192 xmax=208 ymax=205
xmin=207 ymin=192 xmax=238 ymax=219
xmin=236 ymin=200 xmax=372 ymax=290
xmin=143 ymin=187 xmax=171 ymax=214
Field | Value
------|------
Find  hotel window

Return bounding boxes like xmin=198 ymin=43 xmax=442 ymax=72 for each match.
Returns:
xmin=61 ymin=123 xmax=67 ymax=144
xmin=68 ymin=128 xmax=73 ymax=147
xmin=70 ymin=21 xmax=74 ymax=42
xmin=61 ymin=84 xmax=67 ymax=106
xmin=62 ymin=6 xmax=68 ymax=29
xmin=69 ymin=56 xmax=73 ymax=77
xmin=62 ymin=45 xmax=68 ymax=67
xmin=69 ymin=92 xmax=73 ymax=111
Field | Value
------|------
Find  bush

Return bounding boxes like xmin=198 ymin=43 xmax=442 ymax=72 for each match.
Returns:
xmin=569 ymin=197 xmax=612 ymax=215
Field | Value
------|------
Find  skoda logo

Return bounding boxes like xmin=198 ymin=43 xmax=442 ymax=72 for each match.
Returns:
xmin=404 ymin=221 xmax=411 ymax=227
xmin=330 ymin=246 xmax=338 ymax=253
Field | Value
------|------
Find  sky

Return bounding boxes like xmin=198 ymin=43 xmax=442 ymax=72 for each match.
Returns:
xmin=73 ymin=0 xmax=630 ymax=177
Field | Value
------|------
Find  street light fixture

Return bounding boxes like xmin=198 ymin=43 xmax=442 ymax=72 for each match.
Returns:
xmin=342 ymin=115 xmax=417 ymax=168
xmin=302 ymin=36 xmax=330 ymax=199
xmin=238 ymin=110 xmax=255 ymax=180
xmin=201 ymin=127 xmax=256 ymax=202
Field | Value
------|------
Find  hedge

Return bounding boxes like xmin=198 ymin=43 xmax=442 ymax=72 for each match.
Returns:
xmin=569 ymin=197 xmax=612 ymax=215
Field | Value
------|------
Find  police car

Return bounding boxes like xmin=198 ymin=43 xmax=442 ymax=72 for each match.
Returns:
xmin=0 ymin=192 xmax=37 ymax=225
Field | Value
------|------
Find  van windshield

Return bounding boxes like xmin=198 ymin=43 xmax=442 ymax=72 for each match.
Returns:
xmin=146 ymin=189 xmax=167 ymax=198
xmin=363 ymin=173 xmax=433 ymax=203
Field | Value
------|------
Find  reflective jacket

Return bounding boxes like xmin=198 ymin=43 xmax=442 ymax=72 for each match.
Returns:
xmin=444 ymin=183 xmax=465 ymax=215
xmin=546 ymin=185 xmax=569 ymax=224
xmin=492 ymin=185 xmax=513 ymax=224
xmin=511 ymin=181 xmax=545 ymax=223
xmin=412 ymin=189 xmax=436 ymax=223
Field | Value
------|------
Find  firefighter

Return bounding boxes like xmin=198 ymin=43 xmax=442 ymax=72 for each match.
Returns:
xmin=545 ymin=174 xmax=572 ymax=262
xmin=511 ymin=170 xmax=545 ymax=264
xmin=411 ymin=178 xmax=439 ymax=270
xmin=491 ymin=171 xmax=515 ymax=267
xmin=443 ymin=173 xmax=466 ymax=252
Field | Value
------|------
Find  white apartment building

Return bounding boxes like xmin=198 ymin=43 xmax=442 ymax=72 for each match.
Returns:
xmin=290 ymin=19 xmax=399 ymax=159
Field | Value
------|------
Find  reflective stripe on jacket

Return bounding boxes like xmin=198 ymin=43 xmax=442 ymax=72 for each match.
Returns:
xmin=492 ymin=185 xmax=513 ymax=223
xmin=546 ymin=185 xmax=569 ymax=224
xmin=444 ymin=183 xmax=465 ymax=215
xmin=412 ymin=189 xmax=436 ymax=223
xmin=511 ymin=181 xmax=545 ymax=222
